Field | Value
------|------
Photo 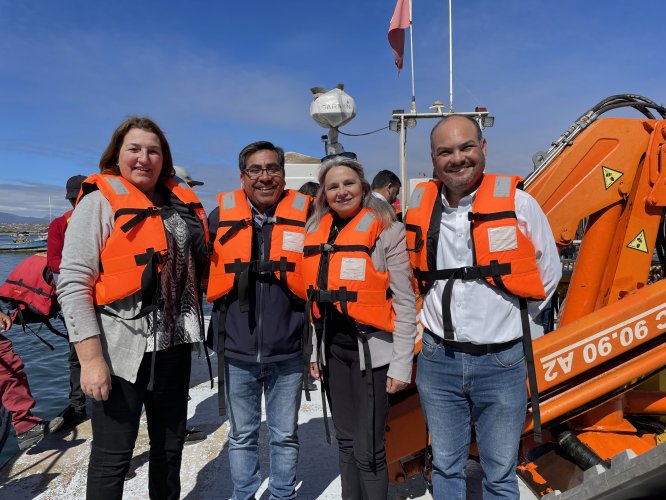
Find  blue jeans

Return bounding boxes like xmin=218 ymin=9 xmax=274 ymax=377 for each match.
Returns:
xmin=415 ymin=331 xmax=527 ymax=500
xmin=224 ymin=356 xmax=303 ymax=500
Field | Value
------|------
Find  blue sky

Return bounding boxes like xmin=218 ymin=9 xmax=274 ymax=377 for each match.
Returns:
xmin=1 ymin=0 xmax=664 ymax=218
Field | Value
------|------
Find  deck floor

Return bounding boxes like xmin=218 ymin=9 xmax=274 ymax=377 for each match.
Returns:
xmin=0 ymin=352 xmax=431 ymax=499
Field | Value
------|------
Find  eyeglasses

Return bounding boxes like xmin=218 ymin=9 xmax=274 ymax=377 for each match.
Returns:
xmin=321 ymin=151 xmax=357 ymax=162
xmin=242 ymin=166 xmax=284 ymax=179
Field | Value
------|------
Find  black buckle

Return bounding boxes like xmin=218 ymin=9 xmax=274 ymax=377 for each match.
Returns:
xmin=459 ymin=266 xmax=475 ymax=280
xmin=316 ymin=290 xmax=335 ymax=302
xmin=254 ymin=261 xmax=274 ymax=274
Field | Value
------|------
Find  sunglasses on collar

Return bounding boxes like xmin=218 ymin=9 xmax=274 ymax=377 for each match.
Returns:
xmin=321 ymin=151 xmax=357 ymax=162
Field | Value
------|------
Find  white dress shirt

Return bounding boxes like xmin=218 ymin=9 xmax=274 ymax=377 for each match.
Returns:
xmin=420 ymin=187 xmax=562 ymax=344
xmin=372 ymin=191 xmax=388 ymax=202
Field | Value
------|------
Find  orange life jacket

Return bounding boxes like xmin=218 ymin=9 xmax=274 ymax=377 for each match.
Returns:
xmin=0 ymin=254 xmax=57 ymax=320
xmin=79 ymin=173 xmax=209 ymax=306
xmin=405 ymin=174 xmax=546 ymax=300
xmin=406 ymin=174 xmax=547 ymax=441
xmin=207 ymin=189 xmax=311 ymax=303
xmin=301 ymin=209 xmax=395 ymax=333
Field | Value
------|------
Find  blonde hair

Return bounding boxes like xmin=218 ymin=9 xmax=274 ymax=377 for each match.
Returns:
xmin=306 ymin=157 xmax=396 ymax=231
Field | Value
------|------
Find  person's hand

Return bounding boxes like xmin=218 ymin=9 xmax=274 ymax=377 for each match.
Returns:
xmin=0 ymin=311 xmax=12 ymax=333
xmin=386 ymin=377 xmax=408 ymax=394
xmin=310 ymin=362 xmax=320 ymax=380
xmin=80 ymin=356 xmax=112 ymax=401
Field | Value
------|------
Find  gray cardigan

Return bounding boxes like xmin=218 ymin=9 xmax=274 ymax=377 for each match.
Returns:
xmin=57 ymin=191 xmax=153 ymax=383
xmin=312 ymin=221 xmax=417 ymax=384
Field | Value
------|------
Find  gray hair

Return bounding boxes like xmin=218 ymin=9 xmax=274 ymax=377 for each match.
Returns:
xmin=238 ymin=140 xmax=285 ymax=171
xmin=306 ymin=157 xmax=396 ymax=232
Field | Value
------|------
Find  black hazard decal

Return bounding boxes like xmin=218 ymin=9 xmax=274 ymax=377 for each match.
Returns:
xmin=627 ymin=230 xmax=649 ymax=253
xmin=602 ymin=166 xmax=623 ymax=190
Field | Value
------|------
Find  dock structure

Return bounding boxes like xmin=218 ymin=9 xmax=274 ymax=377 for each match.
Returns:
xmin=0 ymin=351 xmax=431 ymax=499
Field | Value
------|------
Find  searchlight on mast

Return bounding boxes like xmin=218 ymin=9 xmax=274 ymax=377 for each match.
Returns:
xmin=310 ymin=84 xmax=356 ymax=156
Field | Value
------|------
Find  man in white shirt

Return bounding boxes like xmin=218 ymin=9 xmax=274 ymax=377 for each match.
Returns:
xmin=407 ymin=115 xmax=561 ymax=498
xmin=371 ymin=169 xmax=402 ymax=221
xmin=371 ymin=169 xmax=401 ymax=205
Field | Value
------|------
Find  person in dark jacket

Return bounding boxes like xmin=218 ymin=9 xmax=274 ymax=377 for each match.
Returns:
xmin=47 ymin=174 xmax=88 ymax=431
xmin=207 ymin=141 xmax=310 ymax=500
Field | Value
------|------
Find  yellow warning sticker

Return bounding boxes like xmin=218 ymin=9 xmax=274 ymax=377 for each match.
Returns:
xmin=602 ymin=166 xmax=623 ymax=189
xmin=627 ymin=230 xmax=649 ymax=253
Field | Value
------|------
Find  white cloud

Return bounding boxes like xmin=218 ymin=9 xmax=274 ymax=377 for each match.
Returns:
xmin=0 ymin=182 xmax=71 ymax=219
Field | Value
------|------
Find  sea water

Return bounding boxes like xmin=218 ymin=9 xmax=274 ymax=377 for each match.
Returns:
xmin=0 ymin=241 xmax=70 ymax=468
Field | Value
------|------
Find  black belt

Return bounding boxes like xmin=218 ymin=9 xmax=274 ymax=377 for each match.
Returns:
xmin=424 ymin=329 xmax=522 ymax=354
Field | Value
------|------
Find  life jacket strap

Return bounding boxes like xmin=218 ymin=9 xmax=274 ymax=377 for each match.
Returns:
xmin=223 ymin=259 xmax=296 ymax=276
xmin=101 ymin=248 xmax=163 ymax=321
xmin=305 ymin=309 xmax=331 ymax=443
xmin=116 ymin=207 xmax=161 ymax=233
xmin=419 ymin=261 xmax=512 ymax=339
xmin=217 ymin=218 xmax=252 ymax=246
xmin=205 ymin=301 xmax=229 ymax=416
xmin=336 ymin=297 xmax=377 ymax=468
xmin=266 ymin=215 xmax=306 ymax=228
xmin=307 ymin=287 xmax=358 ymax=304
xmin=416 ymin=261 xmax=512 ymax=283
xmin=405 ymin=223 xmax=424 ymax=252
xmin=468 ymin=210 xmax=517 ymax=222
xmin=186 ymin=201 xmax=204 ymax=211
xmin=519 ymin=297 xmax=542 ymax=443
xmin=303 ymin=243 xmax=371 ymax=257
xmin=4 ymin=278 xmax=52 ymax=298
xmin=133 ymin=247 xmax=166 ymax=266
xmin=224 ymin=258 xmax=298 ymax=313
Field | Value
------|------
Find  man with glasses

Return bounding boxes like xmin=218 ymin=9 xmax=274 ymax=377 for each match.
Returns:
xmin=207 ymin=141 xmax=312 ymax=500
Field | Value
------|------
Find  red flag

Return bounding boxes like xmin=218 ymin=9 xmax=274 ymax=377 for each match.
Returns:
xmin=388 ymin=0 xmax=410 ymax=72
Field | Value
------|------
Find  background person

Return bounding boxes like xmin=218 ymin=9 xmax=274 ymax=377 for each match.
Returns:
xmin=370 ymin=169 xmax=401 ymax=205
xmin=173 ymin=164 xmax=207 ymax=445
xmin=47 ymin=174 xmax=88 ymax=431
xmin=371 ymin=169 xmax=402 ymax=221
xmin=408 ymin=115 xmax=561 ymax=498
xmin=207 ymin=141 xmax=311 ymax=500
xmin=0 ymin=309 xmax=63 ymax=450
xmin=174 ymin=165 xmax=204 ymax=188
xmin=304 ymin=156 xmax=416 ymax=499
xmin=58 ymin=116 xmax=209 ymax=499
xmin=297 ymin=181 xmax=319 ymax=197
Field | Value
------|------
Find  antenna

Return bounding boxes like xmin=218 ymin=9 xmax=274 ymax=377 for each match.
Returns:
xmin=409 ymin=0 xmax=416 ymax=113
xmin=449 ymin=0 xmax=454 ymax=112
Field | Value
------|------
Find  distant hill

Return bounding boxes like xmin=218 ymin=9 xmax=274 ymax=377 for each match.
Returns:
xmin=0 ymin=211 xmax=50 ymax=224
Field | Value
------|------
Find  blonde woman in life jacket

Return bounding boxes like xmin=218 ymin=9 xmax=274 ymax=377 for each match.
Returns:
xmin=303 ymin=155 xmax=417 ymax=499
xmin=57 ymin=116 xmax=209 ymax=500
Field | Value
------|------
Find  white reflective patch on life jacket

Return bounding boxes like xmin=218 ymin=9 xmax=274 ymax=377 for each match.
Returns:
xmin=409 ymin=186 xmax=425 ymax=209
xmin=107 ymin=176 xmax=129 ymax=195
xmin=222 ymin=192 xmax=236 ymax=210
xmin=488 ymin=226 xmax=517 ymax=252
xmin=493 ymin=177 xmax=512 ymax=198
xmin=282 ymin=231 xmax=305 ymax=253
xmin=340 ymin=257 xmax=366 ymax=281
xmin=354 ymin=212 xmax=376 ymax=232
xmin=292 ymin=192 xmax=307 ymax=211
